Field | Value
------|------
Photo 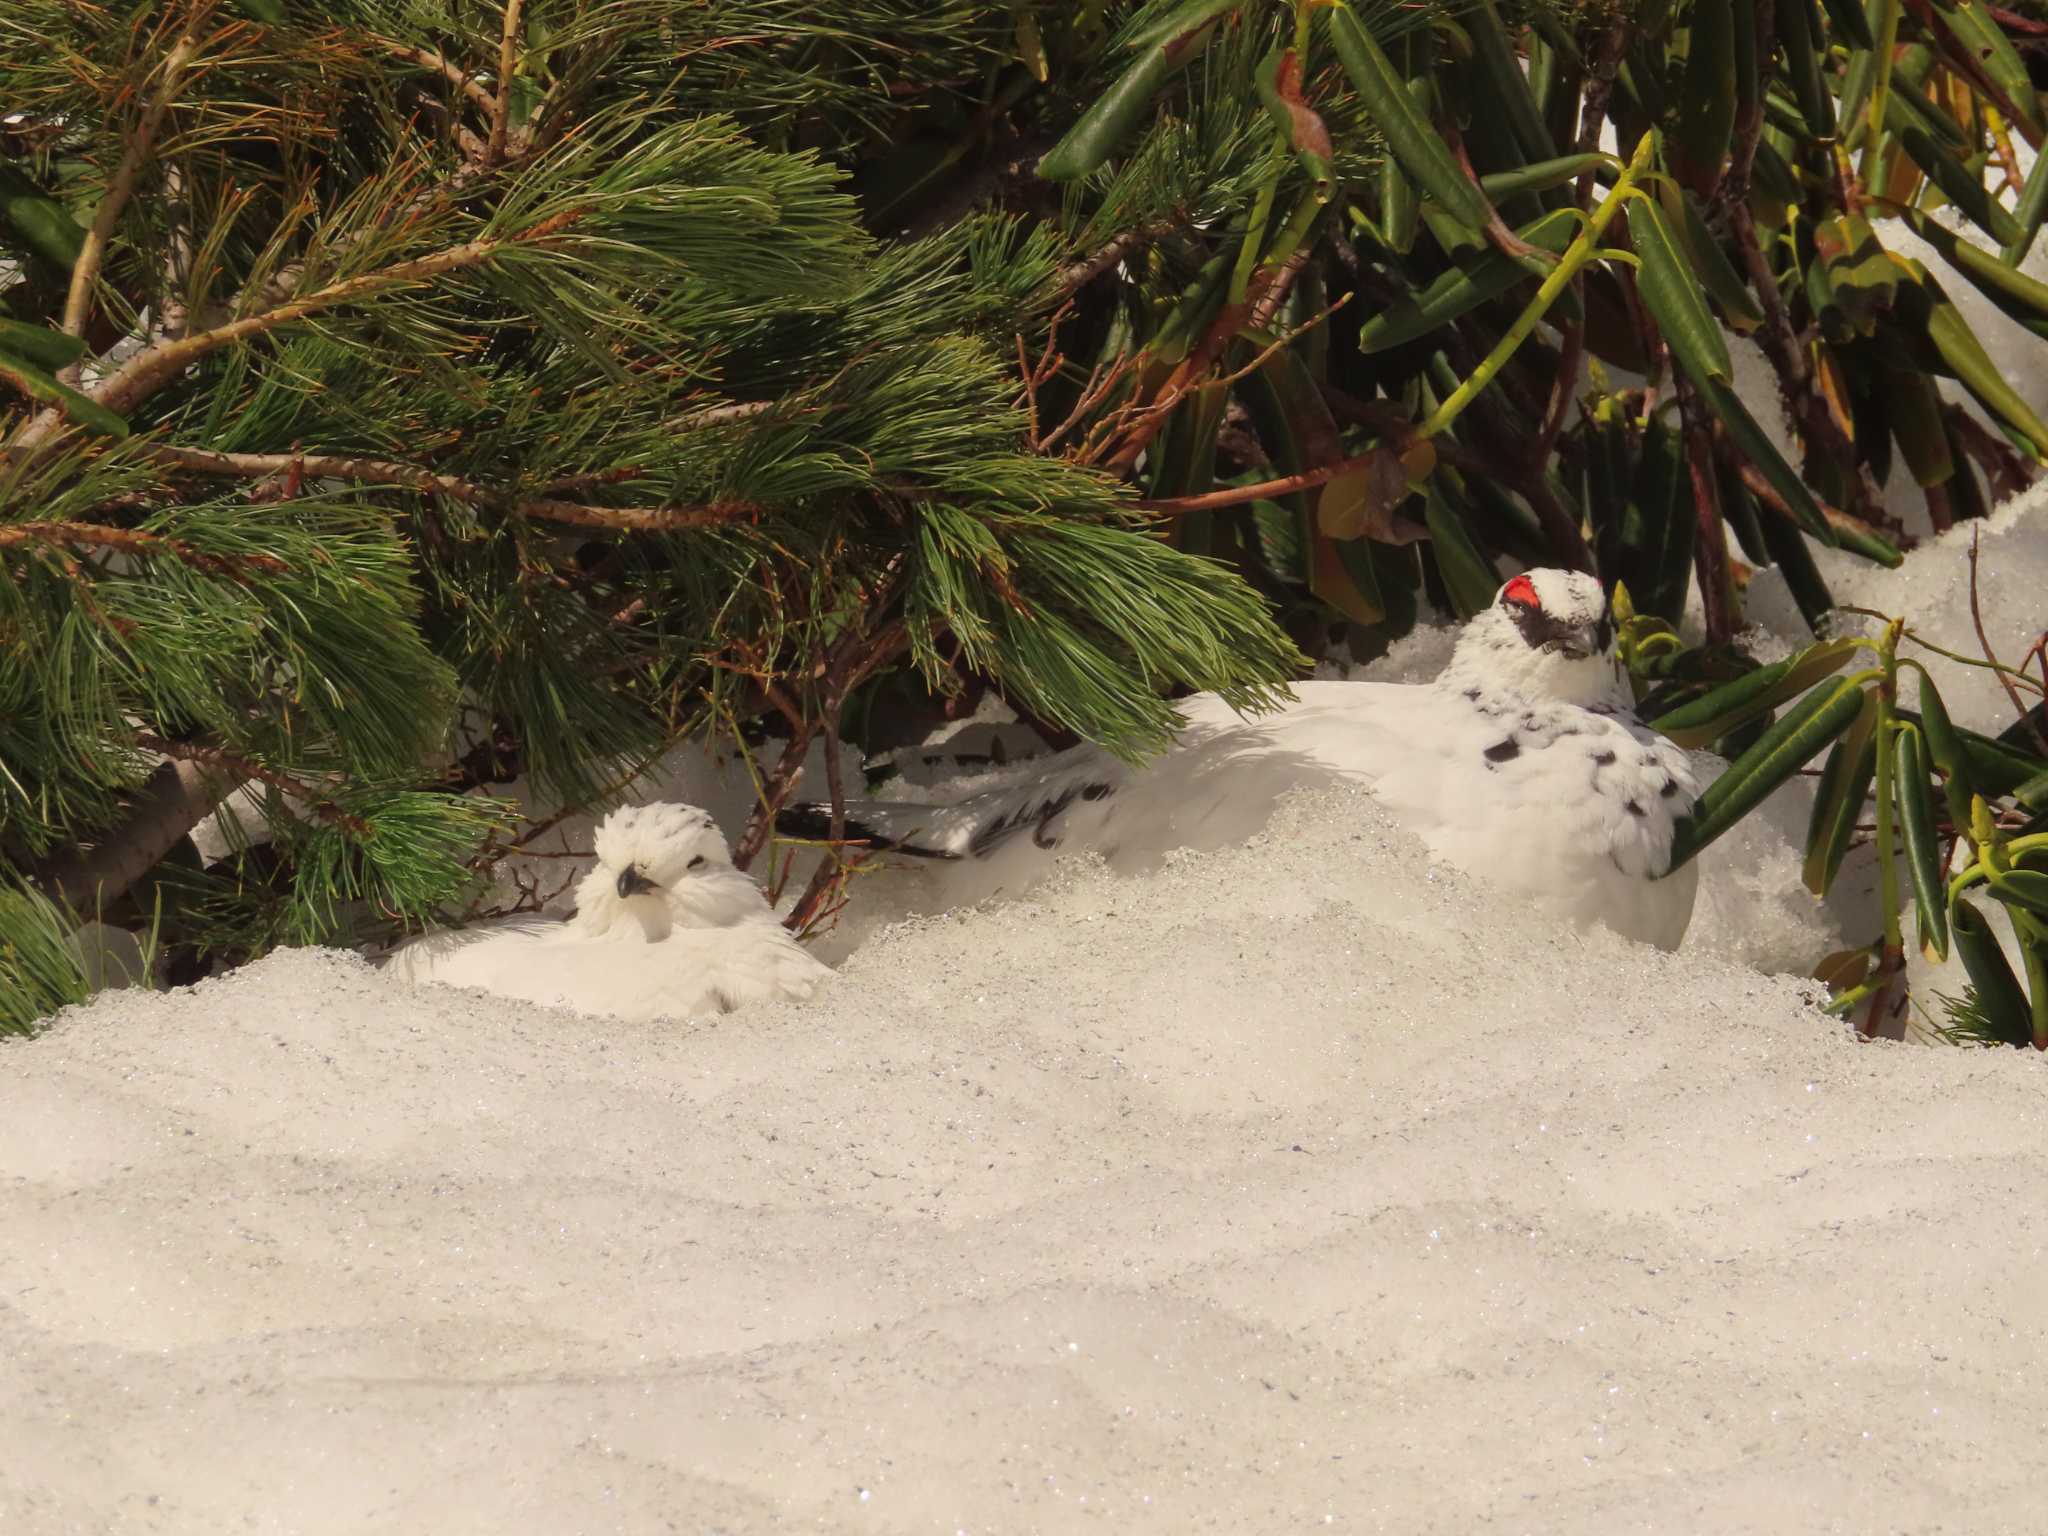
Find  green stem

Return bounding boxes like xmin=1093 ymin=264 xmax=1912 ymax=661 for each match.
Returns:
xmin=1863 ymin=0 xmax=1902 ymax=184
xmin=1420 ymin=132 xmax=1653 ymax=440
xmin=2015 ymin=912 xmax=2048 ymax=1049
xmin=1231 ymin=150 xmax=1286 ymax=305
xmin=1875 ymin=718 xmax=1904 ymax=949
xmin=1263 ymin=188 xmax=1325 ymax=269
xmin=1873 ymin=622 xmax=1905 ymax=951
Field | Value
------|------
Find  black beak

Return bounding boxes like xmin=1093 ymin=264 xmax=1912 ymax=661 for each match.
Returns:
xmin=616 ymin=865 xmax=658 ymax=899
xmin=1544 ymin=620 xmax=1603 ymax=660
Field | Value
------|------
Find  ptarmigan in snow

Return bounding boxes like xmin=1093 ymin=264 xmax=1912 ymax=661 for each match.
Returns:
xmin=385 ymin=803 xmax=830 ymax=1019
xmin=781 ymin=570 xmax=1704 ymax=949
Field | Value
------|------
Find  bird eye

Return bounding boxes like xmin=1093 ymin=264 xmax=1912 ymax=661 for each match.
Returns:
xmin=687 ymin=855 xmax=705 ymax=869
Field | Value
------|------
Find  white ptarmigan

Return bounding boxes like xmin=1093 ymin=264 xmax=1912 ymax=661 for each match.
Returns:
xmin=384 ymin=803 xmax=830 ymax=1019
xmin=782 ymin=570 xmax=1704 ymax=949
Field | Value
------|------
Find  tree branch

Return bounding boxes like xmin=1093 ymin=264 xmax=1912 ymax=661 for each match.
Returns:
xmin=135 ymin=732 xmax=369 ymax=835
xmin=1724 ymin=199 xmax=1895 ymax=533
xmin=60 ymin=22 xmax=207 ymax=374
xmin=35 ymin=755 xmax=238 ymax=917
xmin=0 ymin=519 xmax=287 ymax=580
xmin=1051 ymin=218 xmax=1185 ymax=302
xmin=138 ymin=443 xmax=763 ymax=533
xmin=1132 ymin=445 xmax=1392 ymax=515
xmin=377 ymin=36 xmax=497 ymax=113
xmin=1674 ymin=369 xmax=1736 ymax=642
xmin=11 ymin=208 xmax=589 ymax=451
xmin=486 ymin=0 xmax=525 ymax=166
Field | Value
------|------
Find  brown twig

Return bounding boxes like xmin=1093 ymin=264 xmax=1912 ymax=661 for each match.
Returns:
xmin=1909 ymin=0 xmax=2044 ymax=150
xmin=376 ymin=36 xmax=497 ymax=113
xmin=1132 ymin=444 xmax=1394 ymax=516
xmin=60 ymin=22 xmax=208 ymax=376
xmin=12 ymin=208 xmax=591 ymax=451
xmin=781 ymin=698 xmax=866 ymax=935
xmin=486 ymin=0 xmax=525 ymax=166
xmin=135 ymin=443 xmax=759 ymax=533
xmin=1989 ymin=4 xmax=2048 ymax=34
xmin=729 ymin=584 xmax=909 ymax=875
xmin=1726 ymin=457 xmax=1900 ymax=551
xmin=1715 ymin=0 xmax=1775 ymax=213
xmin=0 ymin=519 xmax=287 ymax=580
xmin=1101 ymin=257 xmax=1305 ymax=474
xmin=134 ymin=733 xmax=369 ymax=835
xmin=1037 ymin=351 xmax=1134 ymax=456
xmin=732 ymin=727 xmax=817 ymax=872
xmin=1016 ymin=331 xmax=1043 ymax=447
xmin=1674 ymin=370 xmax=1736 ymax=642
xmin=1051 ymin=218 xmax=1185 ymax=301
xmin=1968 ymin=525 xmax=2048 ymax=752
xmin=1106 ymin=291 xmax=1349 ymax=453
xmin=1724 ymin=199 xmax=1896 ymax=534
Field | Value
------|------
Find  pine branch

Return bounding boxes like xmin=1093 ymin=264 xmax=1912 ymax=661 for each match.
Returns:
xmin=34 ymin=755 xmax=236 ymax=917
xmin=10 ymin=208 xmax=591 ymax=449
xmin=487 ymin=0 xmax=525 ymax=166
xmin=0 ymin=519 xmax=288 ymax=580
xmin=1050 ymin=217 xmax=1186 ymax=300
xmin=376 ymin=36 xmax=497 ymax=114
xmin=60 ymin=20 xmax=208 ymax=376
xmin=139 ymin=445 xmax=762 ymax=533
xmin=135 ymin=733 xmax=369 ymax=835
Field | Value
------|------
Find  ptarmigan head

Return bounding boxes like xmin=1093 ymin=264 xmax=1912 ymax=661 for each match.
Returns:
xmin=1438 ymin=569 xmax=1630 ymax=710
xmin=571 ymin=802 xmax=765 ymax=940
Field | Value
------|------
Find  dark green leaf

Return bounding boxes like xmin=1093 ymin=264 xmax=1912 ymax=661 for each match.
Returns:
xmin=1895 ymin=726 xmax=1950 ymax=958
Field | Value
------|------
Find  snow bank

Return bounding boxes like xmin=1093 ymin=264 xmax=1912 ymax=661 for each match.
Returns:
xmin=1743 ymin=479 xmax=2048 ymax=1024
xmin=1764 ymin=477 xmax=2048 ymax=738
xmin=5 ymin=786 xmax=2045 ymax=1534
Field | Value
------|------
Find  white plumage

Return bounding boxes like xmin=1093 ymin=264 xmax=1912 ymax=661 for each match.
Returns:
xmin=783 ymin=571 xmax=1704 ymax=950
xmin=384 ymin=803 xmax=830 ymax=1020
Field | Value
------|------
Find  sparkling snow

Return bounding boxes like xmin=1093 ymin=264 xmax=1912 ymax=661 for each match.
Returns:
xmin=7 ymin=682 xmax=2048 ymax=1532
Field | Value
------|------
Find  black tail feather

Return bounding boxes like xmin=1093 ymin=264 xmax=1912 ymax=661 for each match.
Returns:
xmin=775 ymin=802 xmax=960 ymax=859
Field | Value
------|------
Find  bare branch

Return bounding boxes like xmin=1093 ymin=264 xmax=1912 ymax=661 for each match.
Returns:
xmin=1132 ymin=446 xmax=1391 ymax=516
xmin=1969 ymin=526 xmax=2048 ymax=753
xmin=35 ymin=756 xmax=238 ymax=916
xmin=1051 ymin=218 xmax=1185 ymax=301
xmin=376 ymin=36 xmax=496 ymax=113
xmin=1673 ymin=370 xmax=1736 ymax=643
xmin=135 ymin=733 xmax=369 ymax=834
xmin=1727 ymin=456 xmax=1899 ymax=551
xmin=486 ymin=0 xmax=525 ymax=166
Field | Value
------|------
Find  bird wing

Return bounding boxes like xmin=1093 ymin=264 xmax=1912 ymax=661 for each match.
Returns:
xmin=778 ymin=677 xmax=1701 ymax=947
xmin=1357 ymin=690 xmax=1701 ymax=948
xmin=780 ymin=682 xmax=1420 ymax=890
xmin=777 ymin=744 xmax=1130 ymax=860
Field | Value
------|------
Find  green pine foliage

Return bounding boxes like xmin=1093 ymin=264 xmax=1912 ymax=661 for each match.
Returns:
xmin=0 ymin=1 xmax=1320 ymax=1020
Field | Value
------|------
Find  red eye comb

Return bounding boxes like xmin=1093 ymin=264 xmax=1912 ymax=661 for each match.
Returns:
xmin=1502 ymin=574 xmax=1539 ymax=609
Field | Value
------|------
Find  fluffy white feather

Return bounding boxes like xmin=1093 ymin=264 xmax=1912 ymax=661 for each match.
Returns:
xmin=384 ymin=803 xmax=830 ymax=1019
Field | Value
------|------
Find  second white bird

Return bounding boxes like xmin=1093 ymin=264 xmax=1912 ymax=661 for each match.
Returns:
xmin=780 ymin=570 xmax=1704 ymax=949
